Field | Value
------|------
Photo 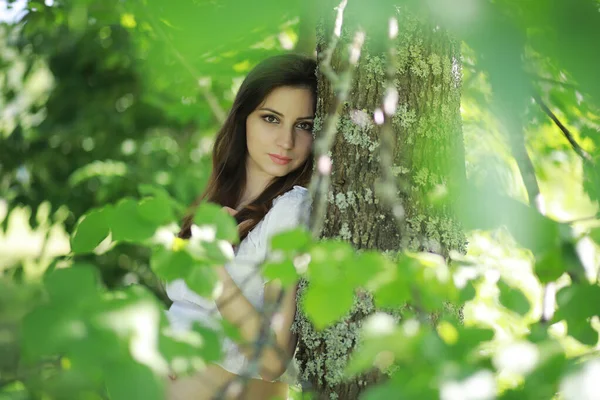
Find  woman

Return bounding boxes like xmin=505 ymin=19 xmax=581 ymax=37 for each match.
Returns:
xmin=165 ymin=53 xmax=317 ymax=400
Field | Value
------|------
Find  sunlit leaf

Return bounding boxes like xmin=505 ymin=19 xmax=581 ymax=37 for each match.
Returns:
xmin=71 ymin=208 xmax=111 ymax=254
xmin=104 ymin=361 xmax=163 ymax=400
xmin=270 ymin=228 xmax=312 ymax=252
xmin=150 ymin=246 xmax=195 ymax=282
xmin=262 ymin=259 xmax=298 ymax=288
xmin=498 ymin=279 xmax=530 ymax=316
xmin=303 ymin=281 xmax=354 ymax=330
xmin=193 ymin=203 xmax=239 ymax=244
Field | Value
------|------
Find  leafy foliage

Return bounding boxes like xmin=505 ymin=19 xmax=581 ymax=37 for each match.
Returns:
xmin=1 ymin=0 xmax=600 ymax=399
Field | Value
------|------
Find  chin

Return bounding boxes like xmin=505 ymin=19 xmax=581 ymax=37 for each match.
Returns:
xmin=263 ymin=164 xmax=293 ymax=178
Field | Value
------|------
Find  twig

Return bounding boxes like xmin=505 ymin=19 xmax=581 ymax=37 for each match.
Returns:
xmin=308 ymin=0 xmax=364 ymax=239
xmin=136 ymin=4 xmax=227 ymax=124
xmin=375 ymin=13 xmax=406 ymax=231
xmin=533 ymin=93 xmax=594 ymax=163
xmin=212 ymin=287 xmax=289 ymax=400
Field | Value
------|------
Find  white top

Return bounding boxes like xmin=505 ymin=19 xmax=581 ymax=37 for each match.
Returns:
xmin=165 ymin=185 xmax=312 ymax=384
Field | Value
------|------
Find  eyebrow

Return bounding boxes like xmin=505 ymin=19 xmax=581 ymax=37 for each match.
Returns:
xmin=258 ymin=107 xmax=314 ymax=120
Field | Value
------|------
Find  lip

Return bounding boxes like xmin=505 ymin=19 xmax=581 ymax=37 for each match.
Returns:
xmin=268 ymin=153 xmax=292 ymax=165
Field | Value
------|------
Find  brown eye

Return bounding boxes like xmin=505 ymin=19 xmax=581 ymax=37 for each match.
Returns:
xmin=297 ymin=122 xmax=313 ymax=131
xmin=262 ymin=115 xmax=279 ymax=124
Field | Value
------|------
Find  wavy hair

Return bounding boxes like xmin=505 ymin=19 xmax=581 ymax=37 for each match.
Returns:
xmin=178 ymin=53 xmax=317 ymax=242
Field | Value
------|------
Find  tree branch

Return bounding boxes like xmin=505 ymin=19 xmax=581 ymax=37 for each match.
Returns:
xmin=533 ymin=92 xmax=594 ymax=163
xmin=308 ymin=0 xmax=364 ymax=239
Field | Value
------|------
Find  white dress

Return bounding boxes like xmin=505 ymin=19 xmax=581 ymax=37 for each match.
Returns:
xmin=165 ymin=185 xmax=312 ymax=384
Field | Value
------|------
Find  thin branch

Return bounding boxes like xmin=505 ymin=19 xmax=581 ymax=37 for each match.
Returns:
xmin=463 ymin=61 xmax=578 ymax=90
xmin=533 ymin=93 xmax=594 ymax=163
xmin=308 ymin=2 xmax=364 ymax=239
xmin=137 ymin=5 xmax=227 ymax=124
xmin=375 ymin=14 xmax=406 ymax=231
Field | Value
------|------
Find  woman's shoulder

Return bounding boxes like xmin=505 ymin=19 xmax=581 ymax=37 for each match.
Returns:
xmin=257 ymin=185 xmax=312 ymax=247
xmin=272 ymin=185 xmax=310 ymax=208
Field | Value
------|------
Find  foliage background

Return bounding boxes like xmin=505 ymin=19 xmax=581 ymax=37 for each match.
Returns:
xmin=0 ymin=0 xmax=599 ymax=399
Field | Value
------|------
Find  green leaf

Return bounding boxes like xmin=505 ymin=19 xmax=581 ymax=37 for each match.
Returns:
xmin=138 ymin=196 xmax=174 ymax=225
xmin=498 ymin=280 xmax=530 ymax=316
xmin=458 ymin=280 xmax=477 ymax=304
xmin=110 ymin=198 xmax=157 ymax=242
xmin=150 ymin=247 xmax=195 ymax=282
xmin=453 ymin=185 xmax=560 ymax=257
xmin=185 ymin=262 xmax=218 ymax=298
xmin=158 ymin=317 xmax=223 ymax=368
xmin=371 ymin=257 xmax=412 ymax=309
xmin=192 ymin=323 xmax=222 ymax=363
xmin=104 ymin=361 xmax=163 ymax=400
xmin=302 ymin=281 xmax=354 ymax=330
xmin=535 ymin=246 xmax=566 ymax=283
xmin=21 ymin=303 xmax=79 ymax=361
xmin=345 ymin=251 xmax=389 ymax=288
xmin=200 ymin=240 xmax=234 ymax=265
xmin=44 ymin=263 xmax=101 ymax=304
xmin=193 ymin=202 xmax=239 ymax=244
xmin=262 ymin=259 xmax=298 ymax=288
xmin=70 ymin=208 xmax=110 ymax=254
xmin=568 ymin=320 xmax=598 ymax=346
xmin=307 ymin=240 xmax=353 ymax=285
xmin=138 ymin=183 xmax=185 ymax=216
xmin=555 ymin=283 xmax=600 ymax=345
xmin=270 ymin=228 xmax=312 ymax=252
xmin=589 ymin=227 xmax=600 ymax=245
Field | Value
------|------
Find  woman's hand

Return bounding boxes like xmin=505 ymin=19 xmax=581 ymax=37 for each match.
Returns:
xmin=222 ymin=206 xmax=238 ymax=217
xmin=222 ymin=206 xmax=253 ymax=233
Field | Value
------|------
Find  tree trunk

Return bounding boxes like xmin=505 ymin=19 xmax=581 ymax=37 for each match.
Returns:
xmin=292 ymin=4 xmax=467 ymax=399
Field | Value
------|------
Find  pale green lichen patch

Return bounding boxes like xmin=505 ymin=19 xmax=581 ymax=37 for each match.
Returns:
xmin=403 ymin=211 xmax=466 ymax=255
xmin=338 ymin=115 xmax=379 ymax=154
xmin=392 ymin=104 xmax=417 ymax=130
xmin=339 ymin=222 xmax=352 ymax=240
xmin=391 ymin=165 xmax=409 ymax=177
xmin=364 ymin=188 xmax=373 ymax=204
xmin=335 ymin=193 xmax=349 ymax=211
xmin=414 ymin=168 xmax=430 ymax=187
xmin=364 ymin=54 xmax=386 ymax=91
xmin=428 ymin=53 xmax=442 ymax=76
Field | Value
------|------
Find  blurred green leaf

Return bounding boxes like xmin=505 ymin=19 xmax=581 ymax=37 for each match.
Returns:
xmin=185 ymin=261 xmax=218 ymax=298
xmin=138 ymin=195 xmax=174 ymax=225
xmin=303 ymin=281 xmax=354 ymax=330
xmin=535 ymin=246 xmax=566 ymax=283
xmin=193 ymin=203 xmax=239 ymax=244
xmin=307 ymin=240 xmax=353 ymax=285
xmin=453 ymin=185 xmax=559 ymax=257
xmin=104 ymin=361 xmax=163 ymax=400
xmin=71 ymin=208 xmax=111 ymax=254
xmin=110 ymin=198 xmax=157 ymax=242
xmin=44 ymin=263 xmax=102 ymax=304
xmin=262 ymin=259 xmax=299 ymax=288
xmin=150 ymin=246 xmax=195 ymax=282
xmin=498 ymin=279 xmax=530 ymax=316
xmin=270 ymin=228 xmax=312 ymax=252
xmin=555 ymin=283 xmax=600 ymax=345
xmin=345 ymin=251 xmax=389 ymax=288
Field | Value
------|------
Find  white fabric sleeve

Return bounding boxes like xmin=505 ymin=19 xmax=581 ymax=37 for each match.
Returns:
xmin=258 ymin=187 xmax=312 ymax=285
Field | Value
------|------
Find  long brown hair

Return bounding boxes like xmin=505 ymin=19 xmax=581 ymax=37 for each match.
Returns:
xmin=178 ymin=53 xmax=317 ymax=242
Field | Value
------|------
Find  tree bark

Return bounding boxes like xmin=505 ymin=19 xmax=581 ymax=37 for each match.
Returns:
xmin=292 ymin=3 xmax=467 ymax=399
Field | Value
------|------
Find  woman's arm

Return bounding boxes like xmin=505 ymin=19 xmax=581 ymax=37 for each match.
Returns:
xmin=215 ymin=206 xmax=296 ymax=381
xmin=214 ymin=266 xmax=297 ymax=381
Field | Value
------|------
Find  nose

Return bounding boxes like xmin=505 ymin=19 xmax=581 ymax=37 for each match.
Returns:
xmin=276 ymin=124 xmax=294 ymax=150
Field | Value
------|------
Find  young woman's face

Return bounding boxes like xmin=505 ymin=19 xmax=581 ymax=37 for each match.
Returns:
xmin=245 ymin=85 xmax=314 ymax=181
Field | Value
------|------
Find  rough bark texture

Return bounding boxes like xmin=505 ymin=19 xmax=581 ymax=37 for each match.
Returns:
xmin=291 ymin=5 xmax=467 ymax=400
